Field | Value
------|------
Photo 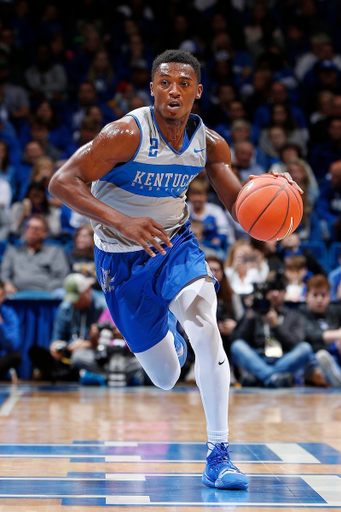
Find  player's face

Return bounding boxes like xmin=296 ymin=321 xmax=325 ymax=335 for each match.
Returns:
xmin=151 ymin=63 xmax=202 ymax=121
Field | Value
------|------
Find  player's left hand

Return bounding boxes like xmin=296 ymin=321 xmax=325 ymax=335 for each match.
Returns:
xmin=269 ymin=170 xmax=303 ymax=194
xmin=248 ymin=171 xmax=303 ymax=194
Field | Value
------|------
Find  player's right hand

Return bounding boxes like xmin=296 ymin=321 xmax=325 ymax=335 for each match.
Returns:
xmin=118 ymin=216 xmax=173 ymax=257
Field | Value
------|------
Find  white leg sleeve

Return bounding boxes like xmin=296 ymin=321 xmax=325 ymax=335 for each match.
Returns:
xmin=170 ymin=277 xmax=230 ymax=441
xmin=134 ymin=331 xmax=180 ymax=390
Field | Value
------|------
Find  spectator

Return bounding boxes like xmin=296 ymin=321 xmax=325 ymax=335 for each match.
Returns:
xmin=215 ymin=101 xmax=259 ymax=146
xmin=206 ymin=83 xmax=237 ymax=128
xmin=10 ymin=181 xmax=61 ymax=239
xmin=229 ymin=120 xmax=268 ymax=170
xmin=309 ymin=94 xmax=341 ymax=148
xmin=309 ymin=117 xmax=341 ymax=183
xmin=26 ymin=118 xmax=61 ymax=161
xmin=300 ymin=274 xmax=341 ymax=387
xmin=187 ymin=178 xmax=230 ymax=255
xmin=295 ymin=33 xmax=333 ymax=81
xmin=66 ymin=81 xmax=115 ymax=142
xmin=232 ymin=141 xmax=265 ymax=183
xmin=284 ymin=255 xmax=308 ymax=303
xmin=224 ymin=239 xmax=268 ymax=297
xmin=31 ymin=273 xmax=106 ymax=381
xmin=61 ymin=116 xmax=101 ymax=160
xmin=29 ymin=156 xmax=61 ymax=208
xmin=67 ymin=223 xmax=96 ymax=280
xmin=0 ymin=279 xmax=21 ymax=382
xmin=301 ymin=60 xmax=341 ymax=113
xmin=15 ymin=140 xmax=45 ymax=201
xmin=1 ymin=214 xmax=68 ymax=295
xmin=25 ymin=43 xmax=68 ymax=102
xmin=279 ymin=233 xmax=326 ymax=275
xmin=309 ymin=90 xmax=334 ymax=126
xmin=87 ymin=50 xmax=116 ymax=102
xmin=230 ymin=271 xmax=312 ymax=387
xmin=259 ymin=104 xmax=307 ymax=157
xmin=0 ymin=57 xmax=30 ymax=125
xmin=19 ymin=100 xmax=71 ymax=151
xmin=286 ymin=158 xmax=319 ymax=207
xmin=241 ymin=69 xmax=273 ymax=119
xmin=315 ymin=160 xmax=341 ymax=242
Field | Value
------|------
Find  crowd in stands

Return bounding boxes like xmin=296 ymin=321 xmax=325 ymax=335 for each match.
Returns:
xmin=0 ymin=0 xmax=341 ymax=387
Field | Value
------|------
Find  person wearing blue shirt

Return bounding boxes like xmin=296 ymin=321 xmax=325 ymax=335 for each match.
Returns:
xmin=0 ymin=279 xmax=21 ymax=380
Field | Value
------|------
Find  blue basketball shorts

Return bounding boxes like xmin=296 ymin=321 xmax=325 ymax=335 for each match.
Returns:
xmin=94 ymin=222 xmax=217 ymax=353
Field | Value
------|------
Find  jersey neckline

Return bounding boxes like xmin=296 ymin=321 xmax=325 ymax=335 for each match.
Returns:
xmin=149 ymin=106 xmax=202 ymax=156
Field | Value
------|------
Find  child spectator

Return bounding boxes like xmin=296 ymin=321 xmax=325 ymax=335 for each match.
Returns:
xmin=187 ymin=178 xmax=230 ymax=256
xmin=300 ymin=274 xmax=341 ymax=387
xmin=284 ymin=255 xmax=308 ymax=302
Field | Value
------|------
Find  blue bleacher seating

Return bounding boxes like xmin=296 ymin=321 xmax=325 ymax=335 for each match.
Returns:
xmin=329 ymin=242 xmax=341 ymax=272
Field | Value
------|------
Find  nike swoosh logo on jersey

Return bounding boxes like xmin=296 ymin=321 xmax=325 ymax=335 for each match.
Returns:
xmin=194 ymin=148 xmax=206 ymax=153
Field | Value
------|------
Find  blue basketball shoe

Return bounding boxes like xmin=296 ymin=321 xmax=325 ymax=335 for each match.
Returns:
xmin=202 ymin=442 xmax=249 ymax=490
xmin=168 ymin=312 xmax=187 ymax=367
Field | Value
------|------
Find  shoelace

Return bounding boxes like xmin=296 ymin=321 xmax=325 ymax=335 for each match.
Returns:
xmin=206 ymin=442 xmax=240 ymax=472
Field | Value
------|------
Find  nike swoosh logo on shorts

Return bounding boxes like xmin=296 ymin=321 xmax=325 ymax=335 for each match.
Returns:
xmin=194 ymin=148 xmax=206 ymax=153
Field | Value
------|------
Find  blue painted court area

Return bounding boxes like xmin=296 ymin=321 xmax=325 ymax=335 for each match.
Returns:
xmin=0 ymin=392 xmax=10 ymax=408
xmin=0 ymin=441 xmax=340 ymax=465
xmin=0 ymin=472 xmax=339 ymax=507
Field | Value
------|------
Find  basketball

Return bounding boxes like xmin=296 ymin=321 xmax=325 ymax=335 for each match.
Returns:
xmin=235 ymin=174 xmax=303 ymax=242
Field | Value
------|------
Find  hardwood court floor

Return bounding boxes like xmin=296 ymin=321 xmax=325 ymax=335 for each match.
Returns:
xmin=0 ymin=383 xmax=339 ymax=511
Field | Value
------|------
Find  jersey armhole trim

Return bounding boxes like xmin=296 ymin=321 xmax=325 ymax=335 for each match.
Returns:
xmin=126 ymin=113 xmax=143 ymax=161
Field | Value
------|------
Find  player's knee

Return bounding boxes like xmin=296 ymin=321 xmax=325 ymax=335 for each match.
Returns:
xmin=150 ymin=367 xmax=180 ymax=390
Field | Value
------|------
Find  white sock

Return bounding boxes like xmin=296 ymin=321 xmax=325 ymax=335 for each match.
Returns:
xmin=207 ymin=428 xmax=229 ymax=455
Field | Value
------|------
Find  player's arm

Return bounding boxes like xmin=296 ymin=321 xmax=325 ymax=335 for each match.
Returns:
xmin=205 ymin=128 xmax=242 ymax=222
xmin=49 ymin=117 xmax=172 ymax=257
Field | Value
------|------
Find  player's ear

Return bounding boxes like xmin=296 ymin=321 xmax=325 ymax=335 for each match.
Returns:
xmin=150 ymin=82 xmax=154 ymax=97
xmin=196 ymin=84 xmax=203 ymax=100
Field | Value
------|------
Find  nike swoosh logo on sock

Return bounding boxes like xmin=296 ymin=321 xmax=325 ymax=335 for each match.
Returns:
xmin=218 ymin=360 xmax=225 ymax=365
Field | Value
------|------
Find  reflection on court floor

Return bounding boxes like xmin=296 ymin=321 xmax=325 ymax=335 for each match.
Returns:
xmin=0 ymin=441 xmax=340 ymax=464
xmin=0 ymin=472 xmax=340 ymax=507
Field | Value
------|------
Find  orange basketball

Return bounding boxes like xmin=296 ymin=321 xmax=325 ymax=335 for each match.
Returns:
xmin=235 ymin=174 xmax=303 ymax=242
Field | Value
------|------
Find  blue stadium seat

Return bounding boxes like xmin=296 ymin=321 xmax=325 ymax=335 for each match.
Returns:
xmin=329 ymin=242 xmax=341 ymax=272
xmin=301 ymin=241 xmax=329 ymax=271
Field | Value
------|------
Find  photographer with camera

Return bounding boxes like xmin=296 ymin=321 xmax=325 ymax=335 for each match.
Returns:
xmin=230 ymin=271 xmax=312 ymax=388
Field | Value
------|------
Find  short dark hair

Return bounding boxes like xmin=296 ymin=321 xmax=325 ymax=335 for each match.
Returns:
xmin=151 ymin=49 xmax=201 ymax=82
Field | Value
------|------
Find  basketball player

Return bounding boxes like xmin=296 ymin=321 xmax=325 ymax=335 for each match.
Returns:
xmin=49 ymin=49 xmax=296 ymax=490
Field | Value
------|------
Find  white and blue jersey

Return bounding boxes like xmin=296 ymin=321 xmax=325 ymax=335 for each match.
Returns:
xmin=91 ymin=106 xmax=207 ymax=253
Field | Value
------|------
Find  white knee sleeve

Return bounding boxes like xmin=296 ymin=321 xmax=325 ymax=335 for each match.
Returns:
xmin=134 ymin=331 xmax=180 ymax=390
xmin=170 ymin=278 xmax=230 ymax=438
